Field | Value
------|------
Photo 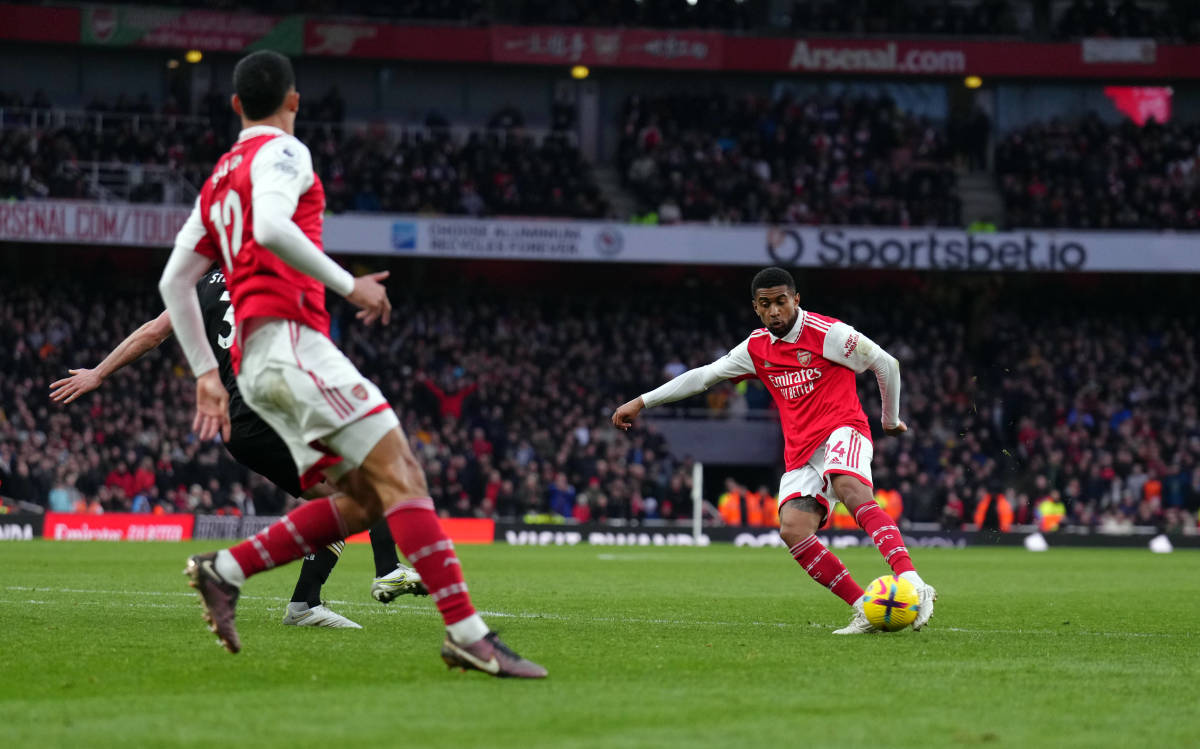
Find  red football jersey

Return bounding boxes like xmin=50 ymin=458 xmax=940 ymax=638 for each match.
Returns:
xmin=192 ymin=125 xmax=329 ymax=372
xmin=744 ymin=312 xmax=872 ymax=471
xmin=640 ymin=309 xmax=896 ymax=472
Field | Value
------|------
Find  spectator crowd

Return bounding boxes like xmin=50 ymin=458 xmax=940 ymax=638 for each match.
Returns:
xmin=18 ymin=86 xmax=1200 ymax=233
xmin=303 ymin=125 xmax=607 ymax=218
xmin=995 ymin=113 xmax=1200 ymax=230
xmin=618 ymin=92 xmax=961 ymax=227
xmin=2 ymin=265 xmax=1198 ymax=537
xmin=60 ymin=1 xmax=1200 ymax=41
xmin=0 ymin=92 xmax=608 ymax=219
xmin=1054 ymin=0 xmax=1200 ymax=42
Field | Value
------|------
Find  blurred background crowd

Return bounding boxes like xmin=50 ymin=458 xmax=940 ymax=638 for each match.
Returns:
xmin=2 ymin=263 xmax=1196 ymax=535
xmin=7 ymin=87 xmax=1200 ymax=232
xmin=66 ymin=0 xmax=1200 ymax=41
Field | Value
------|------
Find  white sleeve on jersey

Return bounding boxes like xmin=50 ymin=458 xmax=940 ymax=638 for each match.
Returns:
xmin=248 ymin=136 xmax=354 ymax=297
xmin=159 ymin=199 xmax=218 ymax=377
xmin=250 ymin=135 xmax=315 ymax=207
xmin=641 ymin=337 xmax=755 ymax=409
xmin=823 ymin=321 xmax=901 ymax=429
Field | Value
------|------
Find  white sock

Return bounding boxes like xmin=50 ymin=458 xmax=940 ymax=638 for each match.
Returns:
xmin=287 ymin=601 xmax=311 ymax=613
xmin=446 ymin=614 xmax=489 ymax=645
xmin=899 ymin=570 xmax=926 ymax=588
xmin=214 ymin=549 xmax=246 ymax=587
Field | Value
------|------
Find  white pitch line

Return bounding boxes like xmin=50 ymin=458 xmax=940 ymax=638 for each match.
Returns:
xmin=1 ymin=586 xmax=1189 ymax=639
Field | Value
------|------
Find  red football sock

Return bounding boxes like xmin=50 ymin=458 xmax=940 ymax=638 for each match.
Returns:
xmin=385 ymin=497 xmax=476 ymax=626
xmin=853 ymin=501 xmax=916 ymax=576
xmin=228 ymin=497 xmax=347 ymax=578
xmin=789 ymin=535 xmax=864 ymax=606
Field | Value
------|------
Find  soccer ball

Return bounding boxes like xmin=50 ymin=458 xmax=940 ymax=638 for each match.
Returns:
xmin=861 ymin=575 xmax=920 ymax=632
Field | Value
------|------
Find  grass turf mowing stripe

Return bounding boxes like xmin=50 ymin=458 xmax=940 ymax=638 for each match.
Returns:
xmin=2 ymin=542 xmax=1195 ymax=749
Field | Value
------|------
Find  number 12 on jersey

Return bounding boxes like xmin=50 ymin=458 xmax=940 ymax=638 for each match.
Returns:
xmin=209 ymin=192 xmax=244 ymax=271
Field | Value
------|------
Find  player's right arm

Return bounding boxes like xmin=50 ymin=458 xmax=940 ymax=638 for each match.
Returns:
xmin=49 ymin=311 xmax=172 ymax=404
xmin=159 ymin=198 xmax=228 ymax=441
xmin=249 ymin=137 xmax=391 ymax=324
xmin=611 ymin=338 xmax=755 ymax=431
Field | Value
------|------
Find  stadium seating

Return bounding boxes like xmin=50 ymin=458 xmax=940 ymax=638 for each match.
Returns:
xmin=49 ymin=1 xmax=1200 ymax=40
xmin=302 ymin=125 xmax=608 ymax=218
xmin=0 ymin=94 xmax=608 ymax=217
xmin=617 ymin=92 xmax=961 ymax=226
xmin=995 ymin=113 xmax=1200 ymax=230
xmin=2 ymin=268 xmax=1196 ymax=534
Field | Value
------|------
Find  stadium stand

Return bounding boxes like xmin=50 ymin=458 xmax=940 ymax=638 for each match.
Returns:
xmin=3 ymin=265 xmax=1197 ymax=534
xmin=0 ymin=100 xmax=608 ymax=217
xmin=40 ymin=1 xmax=1196 ymax=40
xmin=303 ymin=126 xmax=609 ymax=218
xmin=1053 ymin=0 xmax=1200 ymax=41
xmin=4 ymin=89 xmax=962 ymax=226
xmin=2 ymin=1 xmax=1199 ymax=536
xmin=995 ymin=113 xmax=1200 ymax=230
xmin=617 ymin=92 xmax=961 ymax=226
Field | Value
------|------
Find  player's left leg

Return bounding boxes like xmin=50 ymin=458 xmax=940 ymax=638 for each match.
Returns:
xmin=830 ymin=471 xmax=938 ymax=630
xmin=283 ymin=540 xmax=363 ymax=629
xmin=221 ymin=424 xmax=362 ymax=628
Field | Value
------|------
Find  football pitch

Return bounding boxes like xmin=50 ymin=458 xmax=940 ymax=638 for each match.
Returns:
xmin=1 ymin=542 xmax=1194 ymax=748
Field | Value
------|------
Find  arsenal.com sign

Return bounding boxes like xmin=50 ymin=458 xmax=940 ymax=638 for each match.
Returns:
xmin=0 ymin=201 xmax=190 ymax=247
xmin=787 ymin=41 xmax=965 ymax=74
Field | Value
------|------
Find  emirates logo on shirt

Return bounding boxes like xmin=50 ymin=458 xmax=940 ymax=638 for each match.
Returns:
xmin=797 ymin=351 xmax=812 ymax=366
xmin=767 ymin=367 xmax=822 ymax=398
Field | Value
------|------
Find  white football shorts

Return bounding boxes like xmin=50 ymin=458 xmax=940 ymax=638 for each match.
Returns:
xmin=778 ymin=425 xmax=874 ymax=518
xmin=236 ymin=319 xmax=398 ymax=490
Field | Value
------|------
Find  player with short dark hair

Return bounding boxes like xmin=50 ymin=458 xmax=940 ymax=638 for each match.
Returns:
xmin=156 ymin=50 xmax=544 ymax=676
xmin=50 ymin=269 xmax=426 ymax=628
xmin=613 ymin=266 xmax=937 ymax=634
xmin=748 ymin=266 xmax=795 ymax=299
xmin=232 ymin=51 xmax=295 ymax=121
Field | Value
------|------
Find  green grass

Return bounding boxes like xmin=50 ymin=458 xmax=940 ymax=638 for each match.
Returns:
xmin=1 ymin=542 xmax=1195 ymax=748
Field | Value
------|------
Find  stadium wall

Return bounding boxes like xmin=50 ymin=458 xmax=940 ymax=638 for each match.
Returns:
xmin=647 ymin=418 xmax=783 ymax=466
xmin=2 ymin=514 xmax=1196 ymax=549
xmin=5 ymin=201 xmax=1200 ymax=273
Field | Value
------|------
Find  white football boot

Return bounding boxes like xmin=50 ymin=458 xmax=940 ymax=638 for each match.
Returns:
xmin=281 ymin=602 xmax=362 ymax=629
xmin=833 ymin=599 xmax=878 ymax=635
xmin=371 ymin=564 xmax=427 ymax=603
xmin=912 ymin=584 xmax=938 ymax=631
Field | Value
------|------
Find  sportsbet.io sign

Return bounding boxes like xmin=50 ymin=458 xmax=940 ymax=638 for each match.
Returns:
xmin=329 ymin=215 xmax=1197 ymax=273
xmin=325 ymin=216 xmax=1200 ymax=273
xmin=767 ymin=227 xmax=1088 ymax=272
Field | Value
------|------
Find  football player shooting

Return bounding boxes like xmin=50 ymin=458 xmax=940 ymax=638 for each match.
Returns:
xmin=612 ymin=266 xmax=937 ymax=634
xmin=49 ymin=269 xmax=427 ymax=630
xmin=155 ymin=50 xmax=544 ymax=677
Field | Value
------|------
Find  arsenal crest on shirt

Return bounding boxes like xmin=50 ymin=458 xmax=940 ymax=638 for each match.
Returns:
xmin=352 ymin=384 xmax=369 ymax=400
xmin=797 ymin=351 xmax=812 ymax=366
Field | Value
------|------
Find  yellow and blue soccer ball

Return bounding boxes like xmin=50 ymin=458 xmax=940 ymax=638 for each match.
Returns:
xmin=861 ymin=575 xmax=920 ymax=632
